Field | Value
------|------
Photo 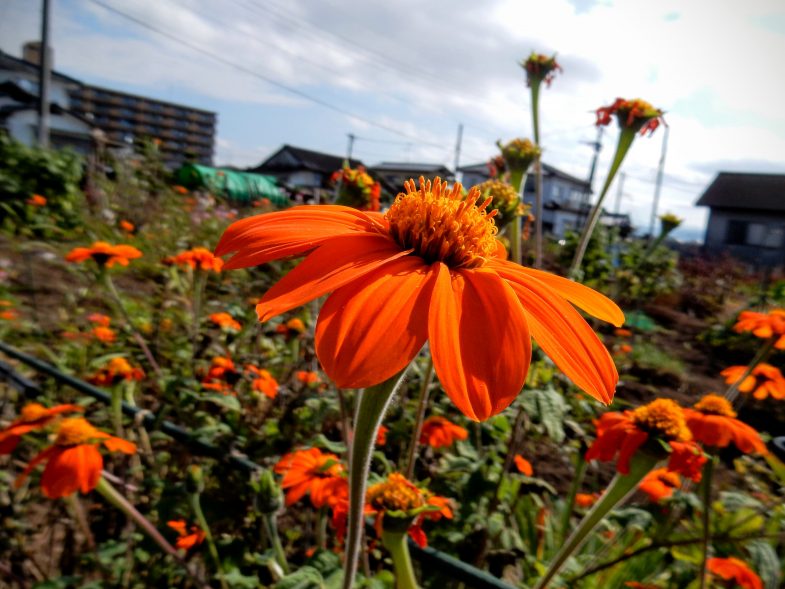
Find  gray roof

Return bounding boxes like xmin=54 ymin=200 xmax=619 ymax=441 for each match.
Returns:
xmin=0 ymin=50 xmax=83 ymax=85
xmin=458 ymin=160 xmax=591 ymax=190
xmin=696 ymin=172 xmax=785 ymax=212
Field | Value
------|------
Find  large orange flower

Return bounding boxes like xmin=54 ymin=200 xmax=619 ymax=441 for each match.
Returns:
xmin=638 ymin=468 xmax=681 ymax=503
xmin=734 ymin=309 xmax=785 ymax=348
xmin=720 ymin=363 xmax=785 ymax=400
xmin=419 ymin=415 xmax=468 ymax=449
xmin=585 ymin=398 xmax=706 ymax=480
xmin=707 ymin=557 xmax=762 ymax=589
xmin=684 ymin=394 xmax=767 ymax=454
xmin=15 ymin=417 xmax=136 ymax=498
xmin=215 ymin=177 xmax=623 ymax=421
xmin=65 ymin=242 xmax=142 ymax=268
xmin=0 ymin=403 xmax=83 ymax=454
xmin=274 ymin=447 xmax=346 ymax=508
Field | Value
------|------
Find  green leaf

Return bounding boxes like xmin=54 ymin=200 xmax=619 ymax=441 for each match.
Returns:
xmin=312 ymin=434 xmax=347 ymax=454
xmin=747 ymin=540 xmax=781 ymax=589
xmin=274 ymin=566 xmax=324 ymax=589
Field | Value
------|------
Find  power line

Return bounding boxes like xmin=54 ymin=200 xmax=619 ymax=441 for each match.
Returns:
xmin=87 ymin=0 xmax=445 ymax=148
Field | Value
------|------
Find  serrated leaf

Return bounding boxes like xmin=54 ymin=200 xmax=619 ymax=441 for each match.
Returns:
xmin=747 ymin=540 xmax=781 ymax=589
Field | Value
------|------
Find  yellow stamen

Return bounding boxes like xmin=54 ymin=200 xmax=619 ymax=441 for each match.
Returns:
xmin=386 ymin=177 xmax=499 ymax=269
xmin=54 ymin=417 xmax=103 ymax=446
xmin=694 ymin=394 xmax=736 ymax=418
xmin=632 ymin=398 xmax=691 ymax=442
xmin=367 ymin=473 xmax=423 ymax=512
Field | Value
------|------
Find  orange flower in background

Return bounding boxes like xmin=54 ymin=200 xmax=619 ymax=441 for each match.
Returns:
xmin=420 ymin=416 xmax=469 ymax=449
xmin=173 ymin=185 xmax=189 ymax=195
xmin=209 ymin=312 xmax=241 ymax=331
xmin=201 ymin=356 xmax=241 ymax=394
xmin=65 ymin=242 xmax=142 ymax=268
xmin=720 ymin=363 xmax=785 ymax=400
xmin=0 ymin=308 xmax=18 ymax=321
xmin=215 ymin=177 xmax=623 ymax=421
xmin=274 ymin=447 xmax=346 ymax=508
xmin=625 ymin=583 xmax=661 ymax=589
xmin=27 ymin=194 xmax=47 ymax=206
xmin=296 ymin=370 xmax=321 ymax=385
xmin=639 ymin=468 xmax=681 ymax=503
xmin=707 ymin=557 xmax=762 ymax=589
xmin=684 ymin=394 xmax=767 ymax=454
xmin=514 ymin=454 xmax=534 ymax=476
xmin=585 ymin=398 xmax=706 ymax=479
xmin=119 ymin=220 xmax=135 ymax=233
xmin=275 ymin=317 xmax=306 ymax=337
xmin=330 ymin=165 xmax=382 ymax=212
xmin=734 ymin=309 xmax=785 ymax=348
xmin=376 ymin=425 xmax=388 ymax=446
xmin=596 ymin=98 xmax=665 ymax=136
xmin=575 ymin=493 xmax=599 ymax=508
xmin=87 ymin=313 xmax=111 ymax=327
xmin=165 ymin=247 xmax=223 ymax=272
xmin=88 ymin=357 xmax=144 ymax=387
xmin=0 ymin=403 xmax=83 ymax=455
xmin=91 ymin=326 xmax=116 ymax=343
xmin=615 ymin=328 xmax=633 ymax=337
xmin=15 ymin=417 xmax=136 ymax=498
xmin=246 ymin=365 xmax=279 ymax=399
xmin=617 ymin=344 xmax=633 ymax=355
xmin=167 ymin=520 xmax=206 ymax=552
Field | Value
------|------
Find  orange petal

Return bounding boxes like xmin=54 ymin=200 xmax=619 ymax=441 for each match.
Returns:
xmin=428 ymin=265 xmax=530 ymax=421
xmin=40 ymin=445 xmax=103 ymax=498
xmin=103 ymin=436 xmax=137 ymax=454
xmin=215 ymin=205 xmax=384 ymax=269
xmin=315 ymin=257 xmax=436 ymax=388
xmin=490 ymin=261 xmax=624 ymax=326
xmin=501 ymin=271 xmax=618 ymax=404
xmin=256 ymin=233 xmax=410 ymax=322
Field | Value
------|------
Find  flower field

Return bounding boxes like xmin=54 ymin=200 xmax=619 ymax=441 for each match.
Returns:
xmin=2 ymin=59 xmax=785 ymax=589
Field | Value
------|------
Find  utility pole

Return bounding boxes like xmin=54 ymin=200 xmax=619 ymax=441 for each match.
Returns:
xmin=579 ymin=126 xmax=603 ymax=229
xmin=648 ymin=125 xmax=670 ymax=238
xmin=37 ymin=0 xmax=52 ymax=147
xmin=345 ymin=133 xmax=355 ymax=163
xmin=614 ymin=172 xmax=626 ymax=215
xmin=453 ymin=123 xmax=463 ymax=178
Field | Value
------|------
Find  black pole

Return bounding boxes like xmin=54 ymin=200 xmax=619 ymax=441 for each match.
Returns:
xmin=37 ymin=0 xmax=52 ymax=147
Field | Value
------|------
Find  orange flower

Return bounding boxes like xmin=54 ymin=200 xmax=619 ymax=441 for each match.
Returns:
xmin=0 ymin=403 xmax=83 ymax=455
xmin=720 ymin=364 xmax=785 ymax=400
xmin=296 ymin=370 xmax=321 ymax=385
xmin=275 ymin=317 xmax=306 ymax=338
xmin=167 ymin=520 xmax=206 ymax=552
xmin=27 ymin=194 xmax=47 ymax=206
xmin=419 ymin=416 xmax=469 ymax=449
xmin=173 ymin=185 xmax=189 ymax=195
xmin=91 ymin=326 xmax=116 ymax=343
xmin=615 ymin=328 xmax=633 ymax=337
xmin=0 ymin=309 xmax=18 ymax=321
xmin=119 ymin=220 xmax=135 ymax=233
xmin=734 ymin=309 xmax=785 ymax=348
xmin=639 ymin=468 xmax=681 ymax=502
xmin=274 ymin=448 xmax=346 ymax=508
xmin=215 ymin=177 xmax=623 ymax=421
xmin=596 ymin=98 xmax=665 ymax=136
xmin=376 ymin=425 xmax=388 ymax=446
xmin=514 ymin=454 xmax=533 ymax=476
xmin=575 ymin=493 xmax=599 ymax=508
xmin=15 ymin=417 xmax=136 ymax=498
xmin=65 ymin=242 xmax=142 ymax=268
xmin=617 ymin=343 xmax=633 ymax=355
xmin=165 ymin=247 xmax=223 ymax=272
xmin=209 ymin=312 xmax=241 ymax=331
xmin=88 ymin=357 xmax=144 ymax=387
xmin=87 ymin=313 xmax=111 ymax=327
xmin=707 ymin=557 xmax=762 ymax=589
xmin=684 ymin=394 xmax=767 ymax=454
xmin=625 ymin=583 xmax=660 ymax=589
xmin=331 ymin=165 xmax=382 ymax=212
xmin=201 ymin=356 xmax=240 ymax=394
xmin=246 ymin=365 xmax=279 ymax=399
xmin=585 ymin=398 xmax=706 ymax=480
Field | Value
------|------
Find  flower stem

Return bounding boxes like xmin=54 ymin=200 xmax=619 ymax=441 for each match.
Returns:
xmin=507 ymin=171 xmax=529 ymax=266
xmin=343 ymin=369 xmax=410 ymax=589
xmin=110 ymin=386 xmax=124 ymax=437
xmin=558 ymin=452 xmax=587 ymax=543
xmin=698 ymin=455 xmax=716 ymax=589
xmin=569 ymin=127 xmax=637 ymax=279
xmin=191 ymin=269 xmax=207 ymax=358
xmin=725 ymin=338 xmax=775 ymax=403
xmin=264 ymin=512 xmax=289 ymax=575
xmin=405 ymin=356 xmax=434 ymax=480
xmin=190 ymin=491 xmax=229 ymax=589
xmin=533 ymin=451 xmax=660 ymax=589
xmin=530 ymin=80 xmax=543 ymax=269
xmin=381 ymin=530 xmax=419 ymax=589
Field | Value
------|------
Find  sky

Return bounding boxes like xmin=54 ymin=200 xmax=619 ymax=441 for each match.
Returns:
xmin=3 ymin=0 xmax=785 ymax=241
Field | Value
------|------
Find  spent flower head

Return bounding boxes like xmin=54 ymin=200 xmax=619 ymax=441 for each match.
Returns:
xmin=522 ymin=52 xmax=562 ymax=87
xmin=596 ymin=98 xmax=665 ymax=136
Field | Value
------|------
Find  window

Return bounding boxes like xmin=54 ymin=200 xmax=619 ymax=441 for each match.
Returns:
xmin=725 ymin=220 xmax=748 ymax=245
xmin=725 ymin=220 xmax=785 ymax=248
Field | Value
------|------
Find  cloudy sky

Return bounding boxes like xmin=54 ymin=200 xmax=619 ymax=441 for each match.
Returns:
xmin=4 ymin=0 xmax=785 ymax=240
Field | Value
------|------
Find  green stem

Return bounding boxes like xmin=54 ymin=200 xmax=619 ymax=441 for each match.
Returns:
xmin=343 ymin=369 xmax=410 ymax=589
xmin=725 ymin=338 xmax=775 ymax=403
xmin=191 ymin=492 xmax=229 ymax=589
xmin=264 ymin=512 xmax=289 ymax=574
xmin=530 ymin=80 xmax=543 ymax=269
xmin=191 ymin=269 xmax=207 ymax=358
xmin=558 ymin=452 xmax=587 ymax=543
xmin=698 ymin=455 xmax=716 ymax=589
xmin=382 ymin=530 xmax=419 ymax=589
xmin=110 ymin=386 xmax=123 ymax=437
xmin=533 ymin=451 xmax=660 ymax=589
xmin=507 ymin=171 xmax=528 ymax=266
xmin=405 ymin=356 xmax=434 ymax=479
xmin=570 ymin=127 xmax=637 ymax=278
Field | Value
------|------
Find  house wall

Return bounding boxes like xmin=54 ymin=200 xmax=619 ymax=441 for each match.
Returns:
xmin=4 ymin=109 xmax=93 ymax=152
xmin=704 ymin=208 xmax=785 ymax=265
xmin=286 ymin=170 xmax=323 ymax=187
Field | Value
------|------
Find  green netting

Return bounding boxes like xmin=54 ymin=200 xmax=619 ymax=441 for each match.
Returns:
xmin=176 ymin=163 xmax=288 ymax=206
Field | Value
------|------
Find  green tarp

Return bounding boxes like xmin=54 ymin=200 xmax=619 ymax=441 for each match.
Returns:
xmin=176 ymin=164 xmax=288 ymax=206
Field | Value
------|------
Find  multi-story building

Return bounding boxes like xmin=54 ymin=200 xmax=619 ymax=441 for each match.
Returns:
xmin=69 ymin=84 xmax=216 ymax=167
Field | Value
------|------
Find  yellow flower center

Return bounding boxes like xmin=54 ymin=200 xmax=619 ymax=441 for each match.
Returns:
xmin=20 ymin=403 xmax=48 ymax=422
xmin=367 ymin=473 xmax=423 ymax=512
xmin=54 ymin=417 xmax=102 ymax=446
xmin=694 ymin=394 xmax=736 ymax=417
xmin=386 ymin=177 xmax=499 ymax=269
xmin=632 ymin=398 xmax=690 ymax=441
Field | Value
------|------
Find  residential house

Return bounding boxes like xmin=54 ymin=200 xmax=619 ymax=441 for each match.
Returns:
xmin=368 ymin=162 xmax=454 ymax=198
xmin=697 ymin=172 xmax=785 ymax=266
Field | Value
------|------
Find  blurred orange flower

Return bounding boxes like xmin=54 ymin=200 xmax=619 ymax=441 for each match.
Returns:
xmin=720 ymin=363 xmax=785 ymax=400
xmin=15 ymin=417 xmax=136 ymax=498
xmin=87 ymin=313 xmax=111 ymax=327
xmin=274 ymin=447 xmax=346 ymax=508
xmin=246 ymin=365 xmax=279 ymax=399
xmin=119 ymin=220 xmax=135 ymax=233
xmin=91 ymin=326 xmax=116 ymax=343
xmin=165 ymin=247 xmax=223 ymax=272
xmin=88 ymin=357 xmax=144 ymax=387
xmin=167 ymin=520 xmax=206 ymax=551
xmin=209 ymin=312 xmax=241 ymax=331
xmin=216 ymin=177 xmax=623 ymax=421
xmin=27 ymin=194 xmax=47 ymax=206
xmin=173 ymin=185 xmax=189 ymax=195
xmin=275 ymin=317 xmax=306 ymax=337
xmin=420 ymin=416 xmax=468 ymax=449
xmin=615 ymin=328 xmax=632 ymax=337
xmin=734 ymin=309 xmax=785 ymax=348
xmin=514 ymin=454 xmax=533 ymax=476
xmin=575 ymin=493 xmax=599 ymax=508
xmin=66 ymin=242 xmax=142 ymax=268
xmin=684 ymin=394 xmax=767 ymax=454
xmin=707 ymin=557 xmax=762 ymax=589
xmin=639 ymin=468 xmax=681 ymax=502
xmin=201 ymin=356 xmax=240 ymax=394
xmin=375 ymin=425 xmax=388 ymax=446
xmin=0 ymin=403 xmax=83 ymax=455
xmin=617 ymin=343 xmax=633 ymax=354
xmin=296 ymin=370 xmax=321 ymax=385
